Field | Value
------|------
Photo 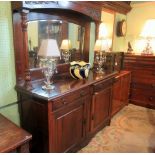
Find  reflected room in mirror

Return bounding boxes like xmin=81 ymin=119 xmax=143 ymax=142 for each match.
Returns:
xmin=27 ymin=20 xmax=85 ymax=68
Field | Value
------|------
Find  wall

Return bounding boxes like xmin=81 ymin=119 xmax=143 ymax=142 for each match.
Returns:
xmin=112 ymin=13 xmax=127 ymax=52
xmin=0 ymin=2 xmax=19 ymax=125
xmin=99 ymin=11 xmax=127 ymax=52
xmin=101 ymin=10 xmax=115 ymax=50
xmin=101 ymin=11 xmax=115 ymax=39
xmin=125 ymin=2 xmax=155 ymax=54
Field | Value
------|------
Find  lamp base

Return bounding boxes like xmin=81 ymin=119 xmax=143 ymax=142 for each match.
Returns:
xmin=96 ymin=68 xmax=105 ymax=74
xmin=42 ymin=84 xmax=55 ymax=90
xmin=141 ymin=50 xmax=153 ymax=55
xmin=141 ymin=40 xmax=153 ymax=55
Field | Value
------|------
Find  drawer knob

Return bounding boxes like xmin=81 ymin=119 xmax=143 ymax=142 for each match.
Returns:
xmin=62 ymin=99 xmax=67 ymax=105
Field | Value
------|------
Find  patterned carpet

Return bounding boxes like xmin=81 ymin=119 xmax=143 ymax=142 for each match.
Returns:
xmin=79 ymin=104 xmax=155 ymax=153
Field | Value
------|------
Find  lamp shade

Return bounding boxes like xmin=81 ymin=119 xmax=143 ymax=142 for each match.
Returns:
xmin=140 ymin=19 xmax=155 ymax=38
xmin=38 ymin=39 xmax=60 ymax=57
xmin=60 ymin=39 xmax=72 ymax=50
xmin=98 ymin=23 xmax=108 ymax=39
xmin=94 ymin=39 xmax=111 ymax=52
xmin=94 ymin=40 xmax=102 ymax=51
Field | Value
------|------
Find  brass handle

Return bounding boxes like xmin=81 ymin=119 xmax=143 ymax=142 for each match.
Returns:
xmin=62 ymin=98 xmax=67 ymax=105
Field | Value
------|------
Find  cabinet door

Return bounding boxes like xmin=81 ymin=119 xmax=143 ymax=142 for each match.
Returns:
xmin=51 ymin=97 xmax=89 ymax=153
xmin=111 ymin=76 xmax=122 ymax=116
xmin=121 ymin=73 xmax=131 ymax=104
xmin=91 ymin=87 xmax=112 ymax=132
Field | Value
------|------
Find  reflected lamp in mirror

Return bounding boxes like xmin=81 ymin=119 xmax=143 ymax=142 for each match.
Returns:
xmin=60 ymin=39 xmax=72 ymax=63
xmin=140 ymin=19 xmax=155 ymax=55
xmin=94 ymin=40 xmax=106 ymax=74
xmin=38 ymin=39 xmax=60 ymax=90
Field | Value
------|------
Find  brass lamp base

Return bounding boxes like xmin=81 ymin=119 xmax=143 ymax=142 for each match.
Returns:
xmin=42 ymin=80 xmax=55 ymax=90
xmin=42 ymin=84 xmax=55 ymax=90
xmin=141 ymin=50 xmax=153 ymax=55
xmin=141 ymin=40 xmax=153 ymax=55
xmin=96 ymin=67 xmax=105 ymax=74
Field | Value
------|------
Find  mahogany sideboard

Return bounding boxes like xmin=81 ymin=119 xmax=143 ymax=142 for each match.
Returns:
xmin=0 ymin=114 xmax=32 ymax=153
xmin=124 ymin=54 xmax=155 ymax=109
xmin=16 ymin=70 xmax=117 ymax=152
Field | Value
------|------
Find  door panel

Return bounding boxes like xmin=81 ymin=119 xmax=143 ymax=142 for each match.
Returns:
xmin=121 ymin=73 xmax=131 ymax=104
xmin=91 ymin=87 xmax=112 ymax=132
xmin=51 ymin=96 xmax=88 ymax=153
xmin=112 ymin=77 xmax=122 ymax=115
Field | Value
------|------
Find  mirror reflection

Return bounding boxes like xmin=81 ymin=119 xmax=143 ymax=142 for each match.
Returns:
xmin=27 ymin=20 xmax=85 ymax=68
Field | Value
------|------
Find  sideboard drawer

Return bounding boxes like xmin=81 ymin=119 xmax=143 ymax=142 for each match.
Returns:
xmin=52 ymin=86 xmax=90 ymax=111
xmin=131 ymin=70 xmax=155 ymax=77
xmin=131 ymin=89 xmax=155 ymax=108
xmin=93 ymin=79 xmax=113 ymax=92
xmin=131 ymin=82 xmax=155 ymax=91
xmin=132 ymin=75 xmax=155 ymax=85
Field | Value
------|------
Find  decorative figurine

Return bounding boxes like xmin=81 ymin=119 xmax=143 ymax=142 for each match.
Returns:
xmin=127 ymin=41 xmax=133 ymax=54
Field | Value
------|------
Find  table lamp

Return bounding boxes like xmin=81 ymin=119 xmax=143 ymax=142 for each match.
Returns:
xmin=98 ymin=22 xmax=111 ymax=52
xmin=98 ymin=23 xmax=108 ymax=39
xmin=94 ymin=39 xmax=106 ymax=74
xmin=60 ymin=39 xmax=72 ymax=63
xmin=38 ymin=39 xmax=60 ymax=90
xmin=140 ymin=19 xmax=155 ymax=55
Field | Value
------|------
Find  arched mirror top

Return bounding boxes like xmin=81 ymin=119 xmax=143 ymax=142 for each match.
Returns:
xmin=12 ymin=1 xmax=101 ymax=22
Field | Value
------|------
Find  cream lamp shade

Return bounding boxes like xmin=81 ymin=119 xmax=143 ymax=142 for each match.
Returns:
xmin=140 ymin=19 xmax=155 ymax=38
xmin=94 ymin=40 xmax=102 ymax=51
xmin=98 ymin=23 xmax=108 ymax=39
xmin=60 ymin=39 xmax=72 ymax=50
xmin=38 ymin=39 xmax=60 ymax=57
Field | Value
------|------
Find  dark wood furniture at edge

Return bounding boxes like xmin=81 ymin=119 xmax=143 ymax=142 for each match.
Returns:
xmin=124 ymin=54 xmax=155 ymax=109
xmin=0 ymin=114 xmax=32 ymax=153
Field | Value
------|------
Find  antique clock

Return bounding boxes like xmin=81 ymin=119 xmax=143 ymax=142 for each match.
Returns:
xmin=117 ymin=20 xmax=127 ymax=37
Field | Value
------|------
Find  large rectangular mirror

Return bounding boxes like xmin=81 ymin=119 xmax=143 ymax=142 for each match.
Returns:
xmin=27 ymin=20 xmax=85 ymax=68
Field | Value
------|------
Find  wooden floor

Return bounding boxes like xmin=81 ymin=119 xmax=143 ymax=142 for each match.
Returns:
xmin=79 ymin=104 xmax=155 ymax=153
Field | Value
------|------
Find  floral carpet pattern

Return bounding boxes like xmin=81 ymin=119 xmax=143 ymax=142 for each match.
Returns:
xmin=79 ymin=104 xmax=155 ymax=153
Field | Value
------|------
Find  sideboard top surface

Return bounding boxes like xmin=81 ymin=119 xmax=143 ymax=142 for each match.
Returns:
xmin=16 ymin=70 xmax=118 ymax=101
